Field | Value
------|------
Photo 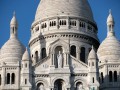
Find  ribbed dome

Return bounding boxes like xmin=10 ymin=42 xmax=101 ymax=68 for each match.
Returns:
xmin=22 ymin=48 xmax=30 ymax=60
xmin=0 ymin=38 xmax=25 ymax=63
xmin=97 ymin=36 xmax=120 ymax=62
xmin=35 ymin=0 xmax=95 ymax=22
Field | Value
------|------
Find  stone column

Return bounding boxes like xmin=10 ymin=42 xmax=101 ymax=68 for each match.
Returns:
xmin=77 ymin=20 xmax=80 ymax=30
xmin=50 ymin=53 xmax=55 ymax=68
xmin=67 ymin=17 xmax=70 ymax=29
xmin=85 ymin=48 xmax=89 ymax=64
xmin=47 ymin=19 xmax=50 ymax=31
xmin=104 ymin=63 xmax=108 ymax=82
xmin=86 ymin=23 xmax=88 ymax=32
xmin=39 ymin=21 xmax=41 ymax=33
xmin=1 ymin=65 xmax=6 ymax=86
xmin=56 ymin=17 xmax=59 ymax=29
xmin=66 ymin=53 xmax=69 ymax=66
xmin=76 ymin=47 xmax=80 ymax=60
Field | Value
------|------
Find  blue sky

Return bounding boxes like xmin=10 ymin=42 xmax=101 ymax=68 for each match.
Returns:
xmin=0 ymin=0 xmax=120 ymax=48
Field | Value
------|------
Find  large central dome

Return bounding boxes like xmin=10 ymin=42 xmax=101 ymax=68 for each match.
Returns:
xmin=35 ymin=0 xmax=95 ymax=22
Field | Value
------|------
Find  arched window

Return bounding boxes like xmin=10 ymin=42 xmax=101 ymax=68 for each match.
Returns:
xmin=114 ymin=71 xmax=117 ymax=82
xmin=37 ymin=83 xmax=44 ymax=90
xmin=101 ymin=72 xmax=104 ymax=83
xmin=41 ymin=48 xmax=46 ymax=59
xmin=7 ymin=73 xmax=10 ymax=84
xmin=25 ymin=79 xmax=27 ymax=84
xmin=76 ymin=82 xmax=83 ymax=90
xmin=70 ymin=45 xmax=76 ymax=57
xmin=80 ymin=47 xmax=85 ymax=63
xmin=109 ymin=71 xmax=112 ymax=82
xmin=35 ymin=51 xmax=39 ymax=62
xmin=11 ymin=73 xmax=15 ymax=84
xmin=0 ymin=74 xmax=1 ymax=85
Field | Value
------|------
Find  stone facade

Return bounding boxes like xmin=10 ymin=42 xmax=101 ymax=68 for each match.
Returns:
xmin=0 ymin=0 xmax=120 ymax=90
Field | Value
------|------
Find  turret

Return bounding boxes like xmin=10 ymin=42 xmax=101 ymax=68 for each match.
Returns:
xmin=21 ymin=48 xmax=32 ymax=90
xmin=10 ymin=12 xmax=18 ymax=38
xmin=88 ymin=46 xmax=99 ymax=90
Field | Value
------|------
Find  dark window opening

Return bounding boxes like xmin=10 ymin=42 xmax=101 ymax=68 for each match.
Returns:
xmin=93 ymin=77 xmax=94 ymax=83
xmin=25 ymin=63 xmax=27 ymax=68
xmin=41 ymin=48 xmax=46 ymax=59
xmin=114 ymin=71 xmax=117 ymax=82
xmin=35 ymin=51 xmax=39 ymax=62
xmin=80 ymin=47 xmax=85 ymax=63
xmin=109 ymin=71 xmax=112 ymax=82
xmin=7 ymin=73 xmax=10 ymax=84
xmin=11 ymin=73 xmax=15 ymax=84
xmin=0 ymin=74 xmax=1 ymax=85
xmin=92 ymin=62 xmax=94 ymax=66
xmin=25 ymin=79 xmax=27 ymax=84
xmin=70 ymin=45 xmax=76 ymax=57
xmin=101 ymin=72 xmax=104 ymax=83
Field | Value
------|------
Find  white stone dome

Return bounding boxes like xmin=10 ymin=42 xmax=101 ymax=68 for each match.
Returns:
xmin=35 ymin=0 xmax=95 ymax=22
xmin=0 ymin=38 xmax=25 ymax=63
xmin=97 ymin=36 xmax=120 ymax=62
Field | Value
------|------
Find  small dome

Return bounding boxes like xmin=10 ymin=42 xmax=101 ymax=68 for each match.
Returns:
xmin=35 ymin=0 xmax=95 ymax=23
xmin=97 ymin=36 xmax=120 ymax=63
xmin=0 ymin=38 xmax=25 ymax=63
xmin=88 ymin=46 xmax=97 ymax=59
xmin=22 ymin=48 xmax=30 ymax=60
xmin=107 ymin=10 xmax=114 ymax=25
xmin=10 ymin=12 xmax=18 ymax=26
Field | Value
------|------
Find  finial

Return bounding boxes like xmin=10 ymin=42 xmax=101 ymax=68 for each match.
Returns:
xmin=13 ymin=11 xmax=16 ymax=17
xmin=109 ymin=9 xmax=112 ymax=14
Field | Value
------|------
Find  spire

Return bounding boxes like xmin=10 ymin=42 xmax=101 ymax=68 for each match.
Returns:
xmin=88 ymin=46 xmax=97 ymax=60
xmin=107 ymin=9 xmax=115 ymax=37
xmin=10 ymin=11 xmax=18 ymax=38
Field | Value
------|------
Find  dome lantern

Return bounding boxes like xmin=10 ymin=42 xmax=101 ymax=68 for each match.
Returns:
xmin=107 ymin=10 xmax=115 ymax=37
xmin=10 ymin=12 xmax=18 ymax=38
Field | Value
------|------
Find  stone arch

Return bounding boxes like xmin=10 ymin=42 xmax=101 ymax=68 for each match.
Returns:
xmin=36 ymin=78 xmax=49 ymax=88
xmin=74 ymin=78 xmax=88 ymax=90
xmin=54 ymin=79 xmax=65 ymax=90
xmin=48 ymin=39 xmax=69 ymax=54
xmin=51 ymin=76 xmax=68 ymax=87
